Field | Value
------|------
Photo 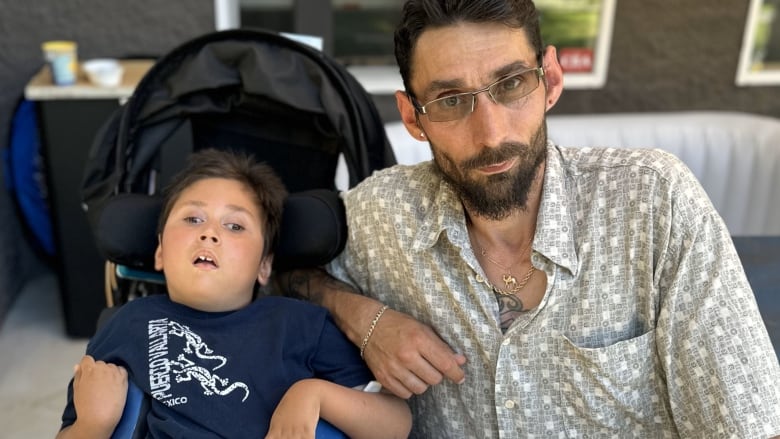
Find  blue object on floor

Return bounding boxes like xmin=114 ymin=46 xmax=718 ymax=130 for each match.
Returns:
xmin=4 ymin=98 xmax=55 ymax=255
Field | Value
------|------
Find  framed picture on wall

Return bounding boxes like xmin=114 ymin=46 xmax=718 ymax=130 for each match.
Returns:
xmin=537 ymin=0 xmax=617 ymax=89
xmin=736 ymin=0 xmax=780 ymax=85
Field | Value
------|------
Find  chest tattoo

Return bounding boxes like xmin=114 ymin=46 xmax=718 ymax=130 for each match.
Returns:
xmin=496 ymin=293 xmax=529 ymax=333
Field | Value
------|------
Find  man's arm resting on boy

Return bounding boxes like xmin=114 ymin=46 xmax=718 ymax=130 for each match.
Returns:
xmin=266 ymin=378 xmax=411 ymax=439
xmin=277 ymin=268 xmax=465 ymax=398
xmin=56 ymin=355 xmax=128 ymax=439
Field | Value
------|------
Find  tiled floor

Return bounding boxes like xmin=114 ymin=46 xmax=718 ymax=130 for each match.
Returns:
xmin=0 ymin=270 xmax=87 ymax=439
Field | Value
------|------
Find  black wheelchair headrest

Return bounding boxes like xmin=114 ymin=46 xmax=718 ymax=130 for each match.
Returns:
xmin=94 ymin=189 xmax=346 ymax=273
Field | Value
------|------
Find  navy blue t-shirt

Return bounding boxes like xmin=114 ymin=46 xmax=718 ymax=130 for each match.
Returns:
xmin=60 ymin=295 xmax=373 ymax=437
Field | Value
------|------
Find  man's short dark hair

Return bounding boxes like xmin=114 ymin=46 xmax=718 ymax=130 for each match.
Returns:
xmin=394 ymin=0 xmax=544 ymax=96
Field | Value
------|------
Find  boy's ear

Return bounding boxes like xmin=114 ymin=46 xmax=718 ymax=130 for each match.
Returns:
xmin=256 ymin=254 xmax=273 ymax=286
xmin=154 ymin=234 xmax=164 ymax=271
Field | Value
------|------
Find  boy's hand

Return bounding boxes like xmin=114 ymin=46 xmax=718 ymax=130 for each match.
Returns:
xmin=265 ymin=379 xmax=321 ymax=439
xmin=71 ymin=355 xmax=128 ymax=438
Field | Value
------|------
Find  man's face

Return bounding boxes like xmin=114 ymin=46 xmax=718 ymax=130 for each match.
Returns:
xmin=407 ymin=22 xmax=550 ymax=220
xmin=154 ymin=178 xmax=271 ymax=312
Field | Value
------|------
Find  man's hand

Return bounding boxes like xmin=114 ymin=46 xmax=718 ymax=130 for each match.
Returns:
xmin=362 ymin=309 xmax=466 ymax=398
xmin=275 ymin=267 xmax=467 ymax=399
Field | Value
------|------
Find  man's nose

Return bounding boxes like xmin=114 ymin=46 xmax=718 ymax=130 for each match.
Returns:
xmin=468 ymin=92 xmax=509 ymax=147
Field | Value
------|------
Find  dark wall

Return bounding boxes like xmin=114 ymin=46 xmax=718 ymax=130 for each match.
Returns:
xmin=0 ymin=1 xmax=214 ymax=147
xmin=552 ymin=0 xmax=780 ymax=117
xmin=0 ymin=1 xmax=214 ymax=324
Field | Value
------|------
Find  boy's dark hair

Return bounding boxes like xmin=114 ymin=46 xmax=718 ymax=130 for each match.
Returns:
xmin=157 ymin=148 xmax=288 ymax=258
xmin=394 ymin=0 xmax=543 ymax=96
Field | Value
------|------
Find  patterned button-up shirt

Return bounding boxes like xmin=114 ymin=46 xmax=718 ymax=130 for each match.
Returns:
xmin=328 ymin=143 xmax=780 ymax=438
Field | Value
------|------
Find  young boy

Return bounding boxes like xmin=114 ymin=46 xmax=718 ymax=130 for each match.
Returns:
xmin=57 ymin=149 xmax=411 ymax=439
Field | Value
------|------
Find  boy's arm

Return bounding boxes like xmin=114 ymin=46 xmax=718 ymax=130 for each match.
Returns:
xmin=56 ymin=355 xmax=128 ymax=439
xmin=266 ymin=378 xmax=411 ymax=439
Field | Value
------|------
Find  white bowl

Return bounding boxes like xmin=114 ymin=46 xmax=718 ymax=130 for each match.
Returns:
xmin=82 ymin=58 xmax=124 ymax=87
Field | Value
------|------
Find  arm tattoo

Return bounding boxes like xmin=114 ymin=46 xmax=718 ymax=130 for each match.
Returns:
xmin=275 ymin=268 xmax=323 ymax=303
xmin=275 ymin=268 xmax=359 ymax=306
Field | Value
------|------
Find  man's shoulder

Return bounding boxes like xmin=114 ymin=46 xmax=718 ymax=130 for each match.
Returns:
xmin=345 ymin=162 xmax=442 ymax=203
xmin=555 ymin=145 xmax=693 ymax=185
xmin=359 ymin=161 xmax=436 ymax=186
xmin=558 ymin=145 xmax=682 ymax=169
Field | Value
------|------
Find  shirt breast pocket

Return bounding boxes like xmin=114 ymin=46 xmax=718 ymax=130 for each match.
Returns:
xmin=556 ymin=330 xmax=672 ymax=436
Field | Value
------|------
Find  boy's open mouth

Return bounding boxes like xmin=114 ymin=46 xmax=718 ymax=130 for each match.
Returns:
xmin=193 ymin=254 xmax=218 ymax=268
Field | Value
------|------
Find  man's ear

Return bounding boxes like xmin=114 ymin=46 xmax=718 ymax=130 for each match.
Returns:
xmin=395 ymin=90 xmax=428 ymax=141
xmin=154 ymin=234 xmax=163 ymax=271
xmin=541 ymin=45 xmax=564 ymax=112
xmin=256 ymin=254 xmax=273 ymax=286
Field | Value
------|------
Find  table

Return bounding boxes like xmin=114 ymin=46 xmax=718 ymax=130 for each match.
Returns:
xmin=25 ymin=60 xmax=153 ymax=337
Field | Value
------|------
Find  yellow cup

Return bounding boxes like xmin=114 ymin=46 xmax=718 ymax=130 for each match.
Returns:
xmin=42 ymin=41 xmax=78 ymax=86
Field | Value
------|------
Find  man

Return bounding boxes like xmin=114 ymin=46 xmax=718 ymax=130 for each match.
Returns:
xmin=280 ymin=0 xmax=780 ymax=437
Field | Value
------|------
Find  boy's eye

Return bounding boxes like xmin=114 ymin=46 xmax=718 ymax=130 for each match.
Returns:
xmin=225 ymin=223 xmax=244 ymax=232
xmin=184 ymin=216 xmax=203 ymax=224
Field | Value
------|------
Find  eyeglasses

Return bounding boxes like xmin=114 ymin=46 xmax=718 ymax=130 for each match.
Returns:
xmin=411 ymin=67 xmax=545 ymax=122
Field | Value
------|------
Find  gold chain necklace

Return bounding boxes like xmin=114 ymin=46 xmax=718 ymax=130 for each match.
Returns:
xmin=476 ymin=238 xmax=535 ymax=296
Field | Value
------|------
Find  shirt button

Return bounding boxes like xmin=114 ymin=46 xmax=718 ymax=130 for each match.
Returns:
xmin=502 ymin=338 xmax=511 ymax=346
xmin=504 ymin=400 xmax=516 ymax=409
xmin=475 ymin=274 xmax=484 ymax=282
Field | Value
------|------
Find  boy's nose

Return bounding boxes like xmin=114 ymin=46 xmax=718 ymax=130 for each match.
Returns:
xmin=200 ymin=234 xmax=219 ymax=243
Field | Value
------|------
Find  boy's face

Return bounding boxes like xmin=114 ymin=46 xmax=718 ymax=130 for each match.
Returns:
xmin=154 ymin=177 xmax=272 ymax=312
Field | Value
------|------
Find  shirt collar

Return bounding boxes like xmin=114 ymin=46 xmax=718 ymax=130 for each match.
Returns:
xmin=411 ymin=142 xmax=579 ymax=276
xmin=411 ymin=166 xmax=467 ymax=252
xmin=535 ymin=141 xmax=579 ymax=276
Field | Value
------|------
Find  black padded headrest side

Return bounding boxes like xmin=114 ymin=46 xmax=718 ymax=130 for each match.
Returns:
xmin=272 ymin=189 xmax=348 ymax=271
xmin=94 ymin=189 xmax=346 ymax=272
xmin=96 ymin=193 xmax=162 ymax=269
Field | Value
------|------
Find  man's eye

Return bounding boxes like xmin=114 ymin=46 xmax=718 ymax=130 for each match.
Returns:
xmin=437 ymin=94 xmax=466 ymax=109
xmin=498 ymin=75 xmax=524 ymax=92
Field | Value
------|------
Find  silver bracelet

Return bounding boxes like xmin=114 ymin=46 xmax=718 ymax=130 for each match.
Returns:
xmin=360 ymin=304 xmax=389 ymax=359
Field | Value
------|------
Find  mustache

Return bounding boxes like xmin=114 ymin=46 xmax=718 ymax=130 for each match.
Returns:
xmin=461 ymin=142 xmax=526 ymax=170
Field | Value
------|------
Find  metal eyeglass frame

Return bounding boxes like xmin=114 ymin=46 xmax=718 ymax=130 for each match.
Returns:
xmin=410 ymin=67 xmax=545 ymax=122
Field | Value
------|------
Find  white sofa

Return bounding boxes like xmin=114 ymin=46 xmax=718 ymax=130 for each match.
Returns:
xmin=381 ymin=111 xmax=780 ymax=236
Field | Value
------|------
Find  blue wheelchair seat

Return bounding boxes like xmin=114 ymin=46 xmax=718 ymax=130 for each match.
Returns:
xmin=111 ymin=381 xmax=347 ymax=439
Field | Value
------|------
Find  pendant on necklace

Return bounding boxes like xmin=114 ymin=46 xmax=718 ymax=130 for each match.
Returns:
xmin=502 ymin=274 xmax=518 ymax=289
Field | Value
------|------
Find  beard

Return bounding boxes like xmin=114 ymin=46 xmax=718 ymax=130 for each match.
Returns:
xmin=430 ymin=120 xmax=547 ymax=221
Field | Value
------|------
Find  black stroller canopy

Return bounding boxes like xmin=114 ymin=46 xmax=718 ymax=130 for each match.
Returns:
xmin=82 ymin=29 xmax=395 ymax=230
